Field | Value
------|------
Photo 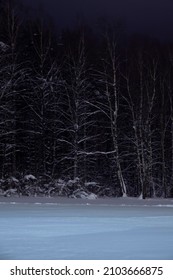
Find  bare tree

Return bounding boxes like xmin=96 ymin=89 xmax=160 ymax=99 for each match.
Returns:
xmin=123 ymin=46 xmax=159 ymax=198
xmin=93 ymin=29 xmax=127 ymax=196
xmin=0 ymin=0 xmax=24 ymax=177
xmin=21 ymin=19 xmax=62 ymax=176
xmin=60 ymin=32 xmax=98 ymax=180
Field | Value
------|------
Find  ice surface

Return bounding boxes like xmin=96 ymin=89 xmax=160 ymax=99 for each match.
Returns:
xmin=0 ymin=197 xmax=173 ymax=260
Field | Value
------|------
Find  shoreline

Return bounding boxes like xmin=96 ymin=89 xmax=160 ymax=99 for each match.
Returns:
xmin=0 ymin=196 xmax=173 ymax=206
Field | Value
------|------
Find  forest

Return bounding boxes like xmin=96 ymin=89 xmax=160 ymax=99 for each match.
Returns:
xmin=0 ymin=0 xmax=173 ymax=199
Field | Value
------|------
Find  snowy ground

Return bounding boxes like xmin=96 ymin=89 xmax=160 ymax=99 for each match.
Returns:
xmin=0 ymin=197 xmax=173 ymax=260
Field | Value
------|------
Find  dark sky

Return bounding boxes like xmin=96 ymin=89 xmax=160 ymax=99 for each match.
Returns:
xmin=20 ymin=0 xmax=173 ymax=40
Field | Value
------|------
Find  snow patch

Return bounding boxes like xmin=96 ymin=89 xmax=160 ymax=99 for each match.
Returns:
xmin=24 ymin=174 xmax=36 ymax=181
xmin=84 ymin=182 xmax=97 ymax=187
xmin=0 ymin=41 xmax=9 ymax=52
xmin=11 ymin=177 xmax=19 ymax=183
xmin=87 ymin=193 xmax=98 ymax=200
xmin=66 ymin=177 xmax=80 ymax=187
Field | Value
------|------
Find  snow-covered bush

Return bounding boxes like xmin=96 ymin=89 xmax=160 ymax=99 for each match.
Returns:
xmin=71 ymin=189 xmax=97 ymax=199
xmin=0 ymin=174 xmax=104 ymax=198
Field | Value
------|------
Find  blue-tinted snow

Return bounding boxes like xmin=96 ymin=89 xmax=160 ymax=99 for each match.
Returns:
xmin=0 ymin=197 xmax=173 ymax=260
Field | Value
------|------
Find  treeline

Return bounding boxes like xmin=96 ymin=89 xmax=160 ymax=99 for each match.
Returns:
xmin=0 ymin=1 xmax=173 ymax=198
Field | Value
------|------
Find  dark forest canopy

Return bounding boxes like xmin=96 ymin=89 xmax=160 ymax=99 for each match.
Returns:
xmin=17 ymin=0 xmax=173 ymax=41
xmin=0 ymin=0 xmax=173 ymax=199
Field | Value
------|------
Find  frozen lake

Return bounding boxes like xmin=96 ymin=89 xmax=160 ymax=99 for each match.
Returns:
xmin=0 ymin=197 xmax=173 ymax=260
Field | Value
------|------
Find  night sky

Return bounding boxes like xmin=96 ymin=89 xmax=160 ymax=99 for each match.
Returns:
xmin=20 ymin=0 xmax=173 ymax=40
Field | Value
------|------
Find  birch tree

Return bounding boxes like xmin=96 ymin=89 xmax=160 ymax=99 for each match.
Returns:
xmin=60 ymin=31 xmax=98 ymax=181
xmin=124 ymin=44 xmax=159 ymax=198
xmin=95 ymin=29 xmax=127 ymax=196
xmin=23 ymin=20 xmax=62 ymax=176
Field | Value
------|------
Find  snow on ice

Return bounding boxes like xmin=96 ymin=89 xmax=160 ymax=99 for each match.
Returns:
xmin=0 ymin=197 xmax=173 ymax=260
